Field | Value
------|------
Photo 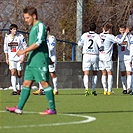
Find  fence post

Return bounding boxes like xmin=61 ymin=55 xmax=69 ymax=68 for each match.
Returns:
xmin=72 ymin=43 xmax=75 ymax=61
xmin=62 ymin=29 xmax=66 ymax=61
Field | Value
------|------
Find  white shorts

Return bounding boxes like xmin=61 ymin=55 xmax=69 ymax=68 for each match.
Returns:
xmin=49 ymin=62 xmax=56 ymax=72
xmin=119 ymin=60 xmax=131 ymax=72
xmin=99 ymin=60 xmax=113 ymax=71
xmin=82 ymin=54 xmax=99 ymax=71
xmin=9 ymin=60 xmax=23 ymax=71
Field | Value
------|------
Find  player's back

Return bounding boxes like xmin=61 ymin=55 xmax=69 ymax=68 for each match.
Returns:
xmin=99 ymin=32 xmax=107 ymax=43
xmin=99 ymin=33 xmax=115 ymax=61
xmin=79 ymin=31 xmax=101 ymax=55
xmin=103 ymin=34 xmax=114 ymax=52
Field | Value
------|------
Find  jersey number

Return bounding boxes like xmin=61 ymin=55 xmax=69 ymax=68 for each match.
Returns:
xmin=102 ymin=39 xmax=105 ymax=42
xmin=88 ymin=39 xmax=93 ymax=49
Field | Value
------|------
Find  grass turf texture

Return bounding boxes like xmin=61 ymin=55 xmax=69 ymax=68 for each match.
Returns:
xmin=0 ymin=88 xmax=132 ymax=133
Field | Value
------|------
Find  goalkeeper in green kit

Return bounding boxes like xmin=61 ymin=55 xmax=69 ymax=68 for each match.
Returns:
xmin=6 ymin=6 xmax=56 ymax=115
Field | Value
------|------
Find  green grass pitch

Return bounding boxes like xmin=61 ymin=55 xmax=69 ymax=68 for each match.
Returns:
xmin=0 ymin=88 xmax=132 ymax=133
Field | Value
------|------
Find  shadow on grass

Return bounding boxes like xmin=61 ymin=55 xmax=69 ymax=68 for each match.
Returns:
xmin=64 ymin=110 xmax=133 ymax=114
xmin=59 ymin=93 xmax=84 ymax=95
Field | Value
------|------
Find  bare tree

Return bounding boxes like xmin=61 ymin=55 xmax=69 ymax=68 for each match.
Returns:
xmin=0 ymin=0 xmax=133 ymax=61
xmin=0 ymin=0 xmax=77 ymax=61
xmin=83 ymin=0 xmax=133 ymax=34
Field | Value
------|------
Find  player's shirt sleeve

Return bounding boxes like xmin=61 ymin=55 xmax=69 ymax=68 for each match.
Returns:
xmin=35 ymin=23 xmax=46 ymax=46
xmin=78 ymin=33 xmax=85 ymax=47
xmin=20 ymin=34 xmax=27 ymax=50
xmin=47 ymin=35 xmax=56 ymax=51
xmin=96 ymin=35 xmax=103 ymax=48
xmin=4 ymin=34 xmax=8 ymax=54
xmin=130 ymin=37 xmax=133 ymax=60
xmin=110 ymin=33 xmax=127 ymax=44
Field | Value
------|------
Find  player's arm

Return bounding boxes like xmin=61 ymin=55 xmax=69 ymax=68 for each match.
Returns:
xmin=130 ymin=44 xmax=133 ymax=67
xmin=5 ymin=53 xmax=9 ymax=65
xmin=21 ymin=34 xmax=27 ymax=49
xmin=17 ymin=23 xmax=46 ymax=56
xmin=113 ymin=28 xmax=129 ymax=44
xmin=17 ymin=43 xmax=39 ymax=56
xmin=129 ymin=37 xmax=133 ymax=67
xmin=19 ymin=34 xmax=28 ymax=63
xmin=78 ymin=34 xmax=85 ymax=47
xmin=4 ymin=35 xmax=9 ymax=64
xmin=96 ymin=35 xmax=104 ymax=51
xmin=4 ymin=34 xmax=8 ymax=53
xmin=48 ymin=36 xmax=56 ymax=51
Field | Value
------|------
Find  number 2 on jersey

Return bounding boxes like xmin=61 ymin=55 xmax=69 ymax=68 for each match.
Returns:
xmin=88 ymin=39 xmax=93 ymax=49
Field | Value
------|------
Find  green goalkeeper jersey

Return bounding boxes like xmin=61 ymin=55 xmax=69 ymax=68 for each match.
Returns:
xmin=27 ymin=21 xmax=49 ymax=67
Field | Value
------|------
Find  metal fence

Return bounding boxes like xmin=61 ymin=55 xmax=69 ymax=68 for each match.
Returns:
xmin=0 ymin=29 xmax=77 ymax=62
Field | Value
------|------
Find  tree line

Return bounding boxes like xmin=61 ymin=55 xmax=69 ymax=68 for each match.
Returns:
xmin=0 ymin=0 xmax=133 ymax=61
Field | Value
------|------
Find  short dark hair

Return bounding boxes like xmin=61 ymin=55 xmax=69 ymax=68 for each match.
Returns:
xmin=10 ymin=24 xmax=18 ymax=30
xmin=90 ymin=23 xmax=96 ymax=31
xmin=47 ymin=26 xmax=50 ymax=32
xmin=23 ymin=6 xmax=38 ymax=19
xmin=104 ymin=23 xmax=113 ymax=31
xmin=119 ymin=24 xmax=126 ymax=29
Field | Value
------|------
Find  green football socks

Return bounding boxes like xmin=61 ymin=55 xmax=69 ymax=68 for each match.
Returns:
xmin=44 ymin=86 xmax=56 ymax=111
xmin=18 ymin=86 xmax=31 ymax=110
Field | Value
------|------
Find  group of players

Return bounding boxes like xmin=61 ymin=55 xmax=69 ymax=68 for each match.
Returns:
xmin=5 ymin=6 xmax=57 ymax=115
xmin=4 ymin=24 xmax=58 ymax=95
xmin=3 ymin=6 xmax=133 ymax=116
xmin=78 ymin=23 xmax=133 ymax=96
xmin=4 ymin=21 xmax=133 ymax=98
xmin=4 ymin=22 xmax=133 ymax=97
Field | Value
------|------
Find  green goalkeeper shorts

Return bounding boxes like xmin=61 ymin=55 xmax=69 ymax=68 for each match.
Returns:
xmin=24 ymin=65 xmax=49 ymax=82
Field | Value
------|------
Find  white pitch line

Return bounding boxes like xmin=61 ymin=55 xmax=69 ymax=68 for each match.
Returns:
xmin=0 ymin=110 xmax=96 ymax=129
